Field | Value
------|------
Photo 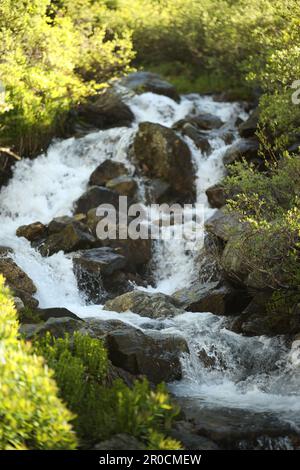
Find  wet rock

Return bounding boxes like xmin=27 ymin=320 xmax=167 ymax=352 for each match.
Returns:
xmin=35 ymin=307 xmax=82 ymax=322
xmin=205 ymin=209 xmax=244 ymax=242
xmin=39 ymin=221 xmax=95 ymax=256
xmin=85 ymin=208 xmax=152 ymax=270
xmin=74 ymin=186 xmax=120 ymax=214
xmin=94 ymin=434 xmax=144 ymax=451
xmin=178 ymin=399 xmax=298 ymax=449
xmin=106 ymin=175 xmax=137 ymax=197
xmin=66 ymin=89 xmax=134 ymax=136
xmin=0 ymin=256 xmax=37 ymax=296
xmin=104 ymin=290 xmax=183 ymax=318
xmin=206 ymin=185 xmax=226 ymax=208
xmin=20 ymin=317 xmax=83 ymax=340
xmin=223 ymin=137 xmax=260 ymax=166
xmin=172 ymin=120 xmax=212 ymax=154
xmin=231 ymin=295 xmax=300 ymax=337
xmin=12 ymin=288 xmax=39 ymax=310
xmin=105 ymin=325 xmax=188 ymax=383
xmin=172 ymin=281 xmax=249 ymax=316
xmin=0 ymin=149 xmax=17 ymax=189
xmin=131 ymin=122 xmax=195 ymax=201
xmin=88 ymin=160 xmax=128 ymax=187
xmin=48 ymin=214 xmax=86 ymax=234
xmin=102 ymin=233 xmax=152 ymax=271
xmin=221 ymin=235 xmax=249 ymax=286
xmin=73 ymin=247 xmax=126 ymax=277
xmin=238 ymin=108 xmax=259 ymax=138
xmin=170 ymin=421 xmax=219 ymax=450
xmin=144 ymin=178 xmax=171 ymax=204
xmin=119 ymin=71 xmax=180 ymax=102
xmin=73 ymin=247 xmax=127 ymax=303
xmin=187 ymin=113 xmax=223 ymax=130
xmin=16 ymin=222 xmax=48 ymax=242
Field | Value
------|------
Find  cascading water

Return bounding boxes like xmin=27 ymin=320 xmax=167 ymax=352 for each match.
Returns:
xmin=1 ymin=90 xmax=299 ymax=449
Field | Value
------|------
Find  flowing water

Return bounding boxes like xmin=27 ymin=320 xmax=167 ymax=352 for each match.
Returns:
xmin=1 ymin=91 xmax=300 ymax=448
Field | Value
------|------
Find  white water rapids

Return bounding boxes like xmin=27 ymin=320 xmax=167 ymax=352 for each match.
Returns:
xmin=1 ymin=91 xmax=300 ymax=446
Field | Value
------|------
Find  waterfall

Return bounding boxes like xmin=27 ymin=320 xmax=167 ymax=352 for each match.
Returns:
xmin=1 ymin=90 xmax=299 ymax=446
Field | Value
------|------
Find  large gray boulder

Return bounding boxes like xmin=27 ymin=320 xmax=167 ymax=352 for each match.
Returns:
xmin=131 ymin=122 xmax=195 ymax=201
xmin=104 ymin=290 xmax=183 ymax=318
xmin=205 ymin=209 xmax=244 ymax=242
xmin=105 ymin=325 xmax=188 ymax=384
xmin=119 ymin=71 xmax=180 ymax=102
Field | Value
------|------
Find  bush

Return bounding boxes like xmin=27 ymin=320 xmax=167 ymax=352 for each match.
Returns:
xmin=223 ymin=153 xmax=300 ymax=291
xmin=0 ymin=275 xmax=77 ymax=450
xmin=0 ymin=0 xmax=134 ymax=156
xmin=35 ymin=332 xmax=182 ymax=449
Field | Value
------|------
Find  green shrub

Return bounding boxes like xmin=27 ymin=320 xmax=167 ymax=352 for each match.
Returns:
xmin=223 ymin=152 xmax=300 ymax=292
xmin=0 ymin=0 xmax=134 ymax=156
xmin=0 ymin=275 xmax=77 ymax=450
xmin=35 ymin=332 xmax=181 ymax=449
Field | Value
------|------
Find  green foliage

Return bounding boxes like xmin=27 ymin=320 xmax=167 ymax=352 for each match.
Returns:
xmin=0 ymin=275 xmax=77 ymax=450
xmin=224 ymin=154 xmax=300 ymax=291
xmin=35 ymin=332 xmax=181 ymax=449
xmin=2 ymin=0 xmax=300 ymax=155
xmin=0 ymin=0 xmax=134 ymax=156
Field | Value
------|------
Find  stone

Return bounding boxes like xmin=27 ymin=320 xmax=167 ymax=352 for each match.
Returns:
xmin=172 ymin=120 xmax=212 ymax=154
xmin=66 ymin=88 xmax=134 ymax=136
xmin=206 ymin=185 xmax=226 ymax=208
xmin=178 ymin=398 xmax=297 ymax=449
xmin=238 ymin=108 xmax=259 ymax=138
xmin=170 ymin=421 xmax=219 ymax=450
xmin=119 ymin=71 xmax=180 ymax=102
xmin=20 ymin=317 xmax=83 ymax=340
xmin=73 ymin=247 xmax=127 ymax=303
xmin=231 ymin=296 xmax=300 ymax=337
xmin=223 ymin=137 xmax=260 ymax=166
xmin=144 ymin=178 xmax=171 ymax=204
xmin=187 ymin=113 xmax=223 ymax=130
xmin=48 ymin=214 xmax=86 ymax=234
xmin=88 ymin=160 xmax=128 ymax=187
xmin=106 ymin=175 xmax=137 ymax=197
xmin=131 ymin=122 xmax=195 ymax=201
xmin=0 ymin=149 xmax=17 ymax=189
xmin=205 ymin=209 xmax=244 ymax=242
xmin=172 ymin=281 xmax=249 ymax=316
xmin=36 ymin=307 xmax=82 ymax=322
xmin=105 ymin=325 xmax=188 ymax=383
xmin=16 ymin=222 xmax=48 ymax=242
xmin=74 ymin=186 xmax=121 ymax=214
xmin=104 ymin=290 xmax=183 ymax=318
xmin=0 ymin=257 xmax=37 ymax=295
xmin=39 ymin=221 xmax=95 ymax=256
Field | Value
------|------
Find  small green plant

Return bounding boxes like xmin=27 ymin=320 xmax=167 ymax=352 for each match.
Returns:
xmin=35 ymin=332 xmax=182 ymax=449
xmin=0 ymin=276 xmax=77 ymax=450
